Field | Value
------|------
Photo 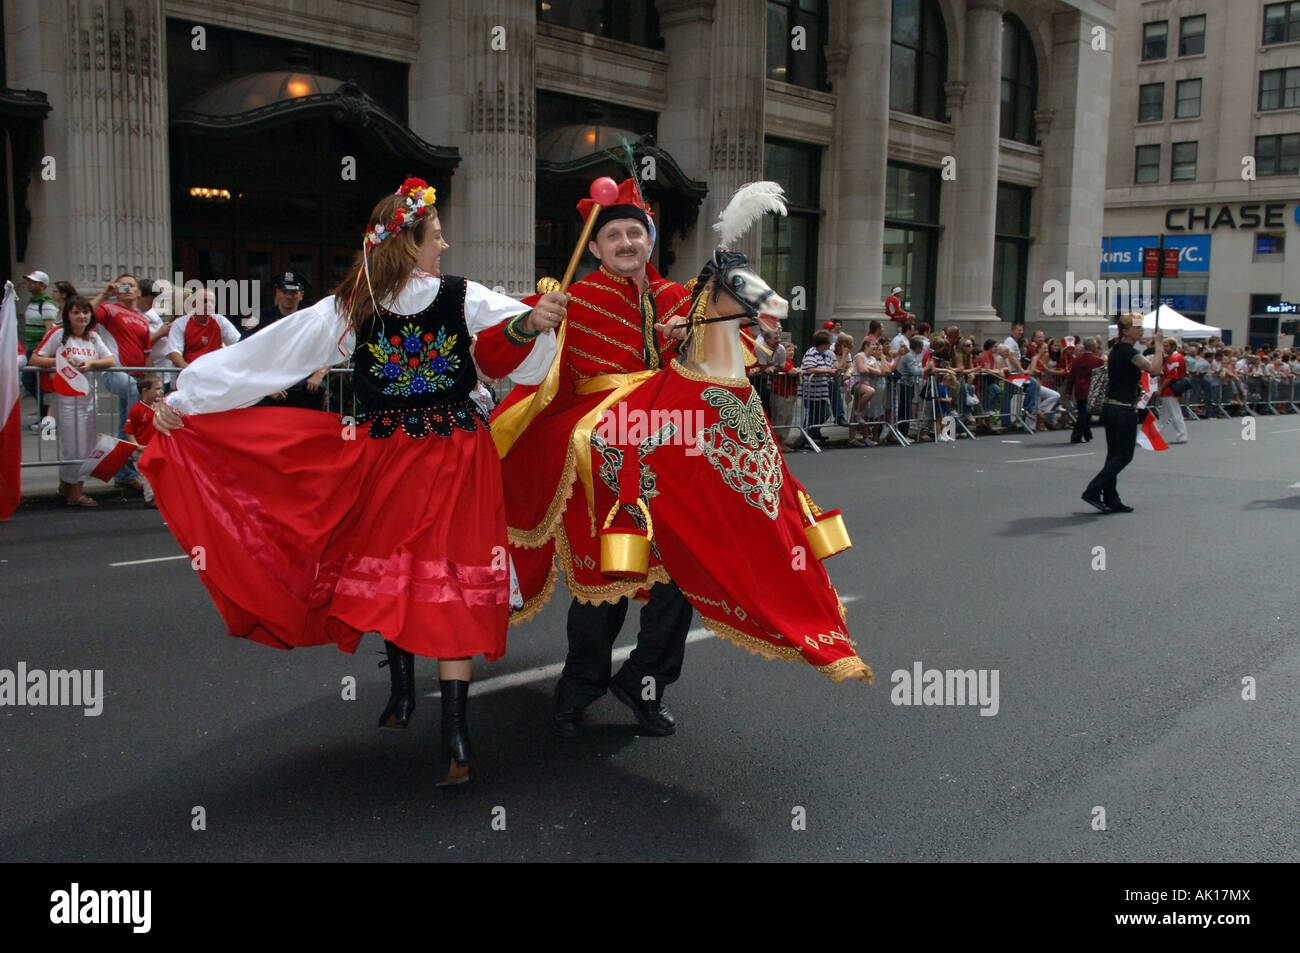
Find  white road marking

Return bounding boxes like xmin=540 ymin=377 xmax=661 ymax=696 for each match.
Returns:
xmin=110 ymin=554 xmax=188 ymax=567
xmin=1000 ymin=440 xmax=1023 ymax=444
xmin=427 ymin=594 xmax=864 ymax=698
xmin=1005 ymin=452 xmax=1096 ymax=464
xmin=1270 ymin=428 xmax=1300 ymax=434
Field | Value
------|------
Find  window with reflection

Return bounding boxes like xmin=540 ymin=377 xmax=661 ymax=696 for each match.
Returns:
xmin=890 ymin=0 xmax=948 ymax=121
xmin=1143 ymin=21 xmax=1168 ymax=60
xmin=762 ymin=138 xmax=823 ymax=347
xmin=993 ymin=184 xmax=1032 ymax=324
xmin=1139 ymin=82 xmax=1164 ymax=122
xmin=766 ymin=0 xmax=828 ymax=90
xmin=536 ymin=0 xmax=661 ymax=48
xmin=1171 ymin=141 xmax=1198 ymax=181
xmin=1001 ymin=14 xmax=1038 ymax=144
xmin=883 ymin=162 xmax=940 ymax=325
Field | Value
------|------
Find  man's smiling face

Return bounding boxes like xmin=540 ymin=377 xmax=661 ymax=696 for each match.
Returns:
xmin=589 ymin=218 xmax=651 ymax=279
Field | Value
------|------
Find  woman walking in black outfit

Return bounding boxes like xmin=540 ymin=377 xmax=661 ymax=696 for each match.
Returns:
xmin=1082 ymin=313 xmax=1164 ymax=513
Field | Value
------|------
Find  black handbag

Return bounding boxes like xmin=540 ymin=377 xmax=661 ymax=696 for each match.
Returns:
xmin=1170 ymin=377 xmax=1193 ymax=396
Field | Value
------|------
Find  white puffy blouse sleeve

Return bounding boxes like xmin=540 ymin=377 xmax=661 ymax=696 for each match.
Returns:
xmin=166 ymin=295 xmax=354 ymax=415
xmin=463 ymin=280 xmax=557 ymax=387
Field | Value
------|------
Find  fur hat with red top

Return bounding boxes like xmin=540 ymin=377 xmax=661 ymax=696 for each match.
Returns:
xmin=577 ymin=177 xmax=655 ymax=244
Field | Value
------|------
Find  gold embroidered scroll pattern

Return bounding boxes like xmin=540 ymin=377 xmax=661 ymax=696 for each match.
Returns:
xmin=695 ymin=386 xmax=783 ymax=520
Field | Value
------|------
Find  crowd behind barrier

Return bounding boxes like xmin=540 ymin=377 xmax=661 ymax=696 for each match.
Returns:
xmin=16 ymin=312 xmax=1300 ymax=486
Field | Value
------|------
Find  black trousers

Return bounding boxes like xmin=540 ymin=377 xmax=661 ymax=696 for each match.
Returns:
xmin=1084 ymin=404 xmax=1139 ymax=501
xmin=1070 ymin=404 xmax=1094 ymax=442
xmin=558 ymin=581 xmax=694 ymax=709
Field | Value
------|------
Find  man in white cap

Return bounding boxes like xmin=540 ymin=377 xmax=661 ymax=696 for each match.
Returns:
xmin=23 ymin=270 xmax=58 ymax=352
xmin=885 ymin=285 xmax=912 ymax=323
xmin=22 ymin=271 xmax=59 ymax=430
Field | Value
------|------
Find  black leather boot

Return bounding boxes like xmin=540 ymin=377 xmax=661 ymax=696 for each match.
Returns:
xmin=436 ymin=679 xmax=471 ymax=787
xmin=377 ymin=640 xmax=416 ymax=730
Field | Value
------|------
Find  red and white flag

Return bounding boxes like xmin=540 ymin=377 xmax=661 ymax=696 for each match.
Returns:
xmin=0 ymin=282 xmax=21 ymax=520
xmin=53 ymin=348 xmax=91 ymax=397
xmin=77 ymin=435 xmax=137 ymax=483
xmin=1136 ymin=411 xmax=1168 ymax=452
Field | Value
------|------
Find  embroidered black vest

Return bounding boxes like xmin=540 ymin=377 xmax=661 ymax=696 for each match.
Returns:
xmin=351 ymin=276 xmax=485 ymax=438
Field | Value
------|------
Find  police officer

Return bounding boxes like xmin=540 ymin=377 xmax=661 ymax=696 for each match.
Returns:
xmin=246 ymin=271 xmax=330 ymax=410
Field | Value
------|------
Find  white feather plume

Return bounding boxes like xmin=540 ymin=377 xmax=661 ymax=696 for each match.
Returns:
xmin=713 ymin=181 xmax=787 ymax=248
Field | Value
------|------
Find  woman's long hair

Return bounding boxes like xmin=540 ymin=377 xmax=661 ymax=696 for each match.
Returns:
xmin=60 ymin=295 xmax=96 ymax=338
xmin=332 ymin=191 xmax=434 ymax=333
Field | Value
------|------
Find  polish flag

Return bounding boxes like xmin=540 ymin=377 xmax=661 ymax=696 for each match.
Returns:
xmin=0 ymin=282 xmax=21 ymax=520
xmin=53 ymin=349 xmax=91 ymax=397
xmin=77 ymin=435 xmax=137 ymax=483
xmin=1136 ymin=411 xmax=1168 ymax=452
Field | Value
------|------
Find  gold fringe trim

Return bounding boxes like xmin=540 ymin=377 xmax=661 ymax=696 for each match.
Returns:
xmin=506 ymin=439 xmax=579 ymax=549
xmin=508 ymin=554 xmax=559 ymax=627
xmin=696 ymin=614 xmax=874 ymax=685
xmin=670 ymin=358 xmax=749 ymax=388
xmin=554 ymin=523 xmax=672 ymax=606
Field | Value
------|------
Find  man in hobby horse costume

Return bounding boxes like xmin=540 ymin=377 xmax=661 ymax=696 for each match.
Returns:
xmin=474 ymin=179 xmax=871 ymax=739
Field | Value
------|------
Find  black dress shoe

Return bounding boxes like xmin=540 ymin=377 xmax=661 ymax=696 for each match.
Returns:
xmin=378 ymin=640 xmax=416 ymax=729
xmin=1104 ymin=499 xmax=1134 ymax=513
xmin=552 ymin=688 xmax=584 ymax=738
xmin=1081 ymin=491 xmax=1109 ymax=514
xmin=609 ymin=678 xmax=675 ymax=736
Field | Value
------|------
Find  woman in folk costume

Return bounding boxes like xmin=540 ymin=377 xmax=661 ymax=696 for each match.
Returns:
xmin=141 ymin=178 xmax=566 ymax=785
xmin=482 ymin=179 xmax=872 ymax=686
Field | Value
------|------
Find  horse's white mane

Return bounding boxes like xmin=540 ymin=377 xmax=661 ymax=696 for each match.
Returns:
xmin=712 ymin=181 xmax=787 ymax=248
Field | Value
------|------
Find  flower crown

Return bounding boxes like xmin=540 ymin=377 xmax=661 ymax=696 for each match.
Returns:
xmin=363 ymin=177 xmax=437 ymax=249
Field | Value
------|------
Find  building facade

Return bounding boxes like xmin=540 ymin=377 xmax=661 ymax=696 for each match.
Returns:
xmin=1105 ymin=0 xmax=1300 ymax=349
xmin=5 ymin=0 xmax=1115 ymax=346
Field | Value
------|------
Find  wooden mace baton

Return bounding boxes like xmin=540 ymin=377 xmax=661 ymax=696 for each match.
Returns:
xmin=559 ymin=203 xmax=603 ymax=294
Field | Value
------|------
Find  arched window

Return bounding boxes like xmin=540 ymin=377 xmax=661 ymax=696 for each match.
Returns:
xmin=890 ymin=0 xmax=948 ymax=121
xmin=1001 ymin=14 xmax=1038 ymax=144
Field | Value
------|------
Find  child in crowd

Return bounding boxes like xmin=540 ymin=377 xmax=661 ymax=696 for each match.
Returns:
xmin=28 ymin=296 xmax=118 ymax=507
xmin=125 ymin=373 xmax=163 ymax=507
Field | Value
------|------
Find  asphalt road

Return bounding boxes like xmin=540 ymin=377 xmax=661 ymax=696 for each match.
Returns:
xmin=1 ymin=417 xmax=1297 ymax=862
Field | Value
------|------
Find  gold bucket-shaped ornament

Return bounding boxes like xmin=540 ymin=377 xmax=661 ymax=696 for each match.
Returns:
xmin=599 ymin=498 xmax=654 ymax=579
xmin=799 ymin=491 xmax=851 ymax=561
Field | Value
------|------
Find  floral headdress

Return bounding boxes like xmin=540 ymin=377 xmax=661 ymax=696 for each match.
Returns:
xmin=363 ymin=177 xmax=437 ymax=249
xmin=338 ymin=177 xmax=439 ymax=350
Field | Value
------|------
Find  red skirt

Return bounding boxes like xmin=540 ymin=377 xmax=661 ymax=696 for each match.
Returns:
xmin=139 ymin=408 xmax=509 ymax=659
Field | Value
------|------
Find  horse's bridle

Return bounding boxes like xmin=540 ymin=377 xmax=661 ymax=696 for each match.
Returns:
xmin=691 ymin=250 xmax=780 ymax=327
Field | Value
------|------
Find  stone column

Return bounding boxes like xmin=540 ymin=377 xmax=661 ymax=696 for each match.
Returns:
xmin=825 ymin=0 xmax=890 ymax=325
xmin=699 ymin=0 xmax=766 ymax=264
xmin=42 ymin=0 xmax=172 ymax=287
xmin=655 ymin=0 xmax=714 ymax=275
xmin=414 ymin=0 xmax=534 ymax=295
xmin=948 ymin=0 xmax=1003 ymax=324
xmin=1033 ymin=8 xmax=1114 ymax=333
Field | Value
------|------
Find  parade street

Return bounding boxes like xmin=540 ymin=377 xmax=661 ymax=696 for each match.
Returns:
xmin=2 ymin=418 xmax=1297 ymax=863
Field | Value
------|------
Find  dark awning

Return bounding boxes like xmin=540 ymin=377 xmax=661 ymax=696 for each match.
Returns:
xmin=172 ymin=72 xmax=458 ymax=170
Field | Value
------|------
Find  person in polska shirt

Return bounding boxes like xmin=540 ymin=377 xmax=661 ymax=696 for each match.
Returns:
xmin=28 ymin=297 xmax=117 ymax=507
xmin=165 ymin=289 xmax=241 ymax=369
xmin=124 ymin=373 xmax=164 ymax=507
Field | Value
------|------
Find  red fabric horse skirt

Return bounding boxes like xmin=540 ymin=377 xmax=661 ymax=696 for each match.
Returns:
xmin=139 ymin=408 xmax=509 ymax=659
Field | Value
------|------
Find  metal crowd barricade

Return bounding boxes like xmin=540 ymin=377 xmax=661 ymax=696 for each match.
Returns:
xmin=19 ymin=364 xmax=183 ymax=471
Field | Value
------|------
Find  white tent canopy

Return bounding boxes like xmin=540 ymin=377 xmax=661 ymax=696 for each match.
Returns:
xmin=1107 ymin=304 xmax=1221 ymax=340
